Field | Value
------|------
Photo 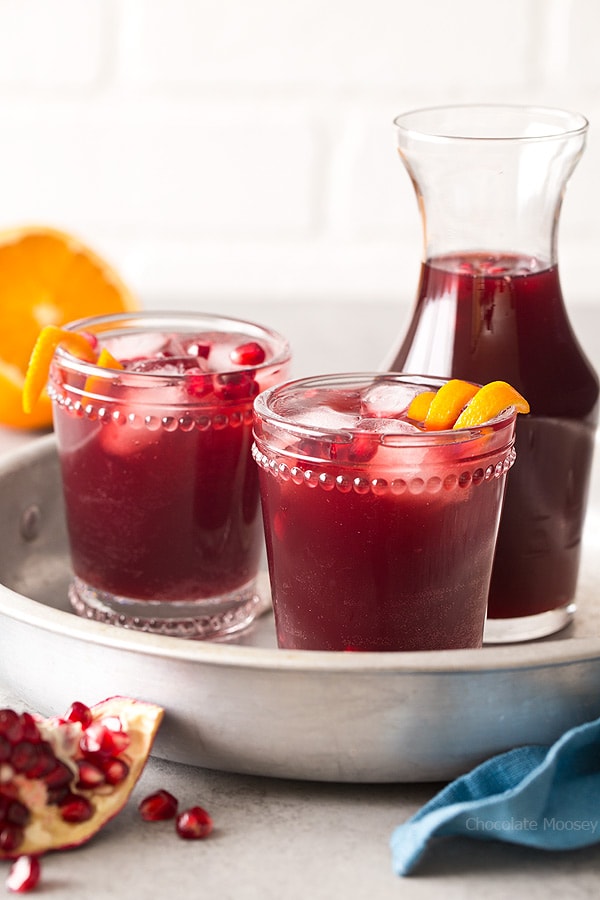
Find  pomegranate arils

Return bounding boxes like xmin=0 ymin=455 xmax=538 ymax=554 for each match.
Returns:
xmin=0 ymin=824 xmax=23 ymax=854
xmin=4 ymin=801 xmax=29 ymax=828
xmin=10 ymin=743 xmax=40 ymax=775
xmin=230 ymin=341 xmax=266 ymax=366
xmin=216 ymin=371 xmax=259 ymax=401
xmin=80 ymin=720 xmax=130 ymax=757
xmin=187 ymin=341 xmax=211 ymax=359
xmin=176 ymin=806 xmax=213 ymax=840
xmin=25 ymin=743 xmax=57 ymax=779
xmin=64 ymin=701 xmax=92 ymax=729
xmin=6 ymin=855 xmax=41 ymax=893
xmin=0 ymin=735 xmax=10 ymax=762
xmin=59 ymin=793 xmax=94 ymax=824
xmin=139 ymin=789 xmax=178 ymax=822
xmin=0 ymin=711 xmax=23 ymax=743
xmin=44 ymin=760 xmax=73 ymax=791
xmin=76 ymin=760 xmax=105 ymax=790
xmin=102 ymin=757 xmax=129 ymax=786
xmin=185 ymin=369 xmax=213 ymax=399
xmin=17 ymin=715 xmax=40 ymax=744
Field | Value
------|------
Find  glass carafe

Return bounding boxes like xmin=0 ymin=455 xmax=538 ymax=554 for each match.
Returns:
xmin=385 ymin=104 xmax=599 ymax=643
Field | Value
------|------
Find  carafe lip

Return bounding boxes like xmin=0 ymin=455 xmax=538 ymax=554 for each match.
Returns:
xmin=393 ymin=103 xmax=588 ymax=144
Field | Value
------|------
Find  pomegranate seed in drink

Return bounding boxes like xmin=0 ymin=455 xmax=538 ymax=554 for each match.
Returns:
xmin=5 ymin=855 xmax=41 ymax=894
xmin=187 ymin=341 xmax=211 ymax=359
xmin=138 ymin=789 xmax=179 ymax=822
xmin=175 ymin=806 xmax=213 ymax=840
xmin=230 ymin=341 xmax=266 ymax=366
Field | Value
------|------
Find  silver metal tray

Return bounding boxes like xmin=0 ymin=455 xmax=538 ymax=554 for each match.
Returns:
xmin=0 ymin=434 xmax=599 ymax=783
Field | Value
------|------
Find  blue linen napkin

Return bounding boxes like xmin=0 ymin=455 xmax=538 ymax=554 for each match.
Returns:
xmin=390 ymin=714 xmax=600 ymax=876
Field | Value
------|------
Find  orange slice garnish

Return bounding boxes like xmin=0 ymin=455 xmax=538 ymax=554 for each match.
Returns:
xmin=84 ymin=347 xmax=125 ymax=396
xmin=453 ymin=381 xmax=530 ymax=429
xmin=0 ymin=226 xmax=138 ymax=429
xmin=406 ymin=390 xmax=436 ymax=423
xmin=422 ymin=379 xmax=479 ymax=431
xmin=22 ymin=325 xmax=97 ymax=415
xmin=408 ymin=379 xmax=530 ymax=430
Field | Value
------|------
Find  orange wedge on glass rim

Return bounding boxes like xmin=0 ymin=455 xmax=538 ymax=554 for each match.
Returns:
xmin=0 ymin=225 xmax=138 ymax=430
xmin=453 ymin=380 xmax=530 ymax=429
xmin=407 ymin=379 xmax=529 ymax=430
xmin=84 ymin=347 xmax=125 ymax=396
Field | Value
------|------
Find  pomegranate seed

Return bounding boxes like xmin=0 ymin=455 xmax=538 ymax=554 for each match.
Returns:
xmin=230 ymin=341 xmax=266 ymax=366
xmin=63 ymin=701 xmax=92 ymax=729
xmin=80 ymin=721 xmax=129 ymax=757
xmin=175 ymin=806 xmax=213 ymax=840
xmin=0 ymin=735 xmax=10 ymax=762
xmin=187 ymin=341 xmax=211 ymax=359
xmin=6 ymin=855 xmax=41 ymax=893
xmin=5 ymin=800 xmax=30 ymax=827
xmin=330 ymin=434 xmax=377 ymax=464
xmin=59 ymin=793 xmax=94 ymax=824
xmin=44 ymin=760 xmax=73 ymax=790
xmin=216 ymin=372 xmax=259 ymax=401
xmin=25 ymin=742 xmax=57 ymax=779
xmin=10 ymin=742 xmax=40 ymax=775
xmin=101 ymin=757 xmax=129 ymax=786
xmin=0 ymin=824 xmax=24 ymax=853
xmin=76 ymin=760 xmax=105 ymax=789
xmin=0 ymin=710 xmax=22 ymax=742
xmin=185 ymin=369 xmax=213 ymax=399
xmin=139 ymin=789 xmax=178 ymax=822
xmin=18 ymin=715 xmax=40 ymax=744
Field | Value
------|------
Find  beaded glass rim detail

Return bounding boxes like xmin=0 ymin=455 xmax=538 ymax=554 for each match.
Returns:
xmin=252 ymin=443 xmax=516 ymax=497
xmin=47 ymin=385 xmax=254 ymax=431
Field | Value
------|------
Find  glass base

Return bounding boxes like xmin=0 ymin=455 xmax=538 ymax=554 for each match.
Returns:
xmin=69 ymin=576 xmax=269 ymax=640
xmin=483 ymin=602 xmax=576 ymax=644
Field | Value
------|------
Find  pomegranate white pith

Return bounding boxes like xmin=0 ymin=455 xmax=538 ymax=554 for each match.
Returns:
xmin=0 ymin=697 xmax=163 ymax=859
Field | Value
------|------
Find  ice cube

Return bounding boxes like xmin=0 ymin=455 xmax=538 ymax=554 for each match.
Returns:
xmin=358 ymin=417 xmax=422 ymax=435
xmin=360 ymin=380 xmax=420 ymax=419
xmin=103 ymin=332 xmax=170 ymax=361
xmin=286 ymin=404 xmax=361 ymax=434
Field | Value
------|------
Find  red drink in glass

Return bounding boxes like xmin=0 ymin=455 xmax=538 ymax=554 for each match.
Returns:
xmin=253 ymin=373 xmax=517 ymax=652
xmin=390 ymin=253 xmax=599 ymax=624
xmin=49 ymin=312 xmax=291 ymax=639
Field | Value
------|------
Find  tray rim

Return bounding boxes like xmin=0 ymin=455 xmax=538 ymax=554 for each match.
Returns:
xmin=2 ymin=432 xmax=600 ymax=677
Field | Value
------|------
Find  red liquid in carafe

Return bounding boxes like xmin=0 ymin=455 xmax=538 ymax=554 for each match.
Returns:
xmin=390 ymin=253 xmax=599 ymax=619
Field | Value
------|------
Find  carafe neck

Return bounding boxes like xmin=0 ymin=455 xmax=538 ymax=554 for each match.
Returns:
xmin=395 ymin=105 xmax=588 ymax=266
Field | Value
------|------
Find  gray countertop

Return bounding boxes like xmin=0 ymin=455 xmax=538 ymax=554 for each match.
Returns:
xmin=1 ymin=299 xmax=599 ymax=898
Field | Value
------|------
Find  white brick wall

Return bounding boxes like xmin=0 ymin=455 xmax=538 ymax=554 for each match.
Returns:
xmin=0 ymin=0 xmax=599 ymax=314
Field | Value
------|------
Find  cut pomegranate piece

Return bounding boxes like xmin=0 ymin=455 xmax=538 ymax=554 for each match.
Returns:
xmin=5 ymin=855 xmax=41 ymax=893
xmin=229 ymin=340 xmax=266 ymax=366
xmin=0 ymin=697 xmax=163 ymax=860
xmin=138 ymin=789 xmax=179 ymax=822
xmin=175 ymin=806 xmax=213 ymax=840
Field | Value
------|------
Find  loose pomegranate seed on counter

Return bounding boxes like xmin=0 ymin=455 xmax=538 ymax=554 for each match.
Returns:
xmin=229 ymin=341 xmax=266 ymax=366
xmin=5 ymin=855 xmax=41 ymax=894
xmin=175 ymin=806 xmax=213 ymax=840
xmin=138 ymin=789 xmax=179 ymax=822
